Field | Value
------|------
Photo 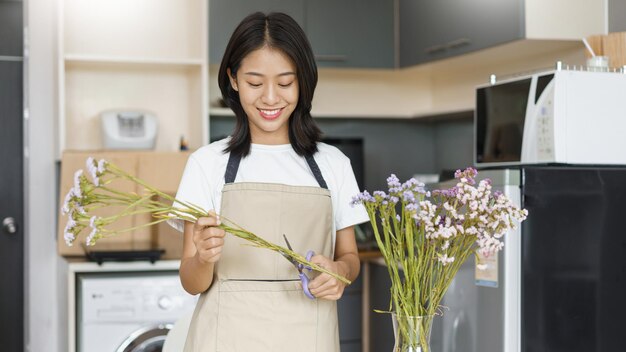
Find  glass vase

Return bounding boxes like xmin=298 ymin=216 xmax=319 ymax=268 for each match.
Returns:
xmin=391 ymin=313 xmax=434 ymax=352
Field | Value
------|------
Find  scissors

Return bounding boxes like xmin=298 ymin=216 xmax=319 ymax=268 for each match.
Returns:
xmin=281 ymin=234 xmax=316 ymax=299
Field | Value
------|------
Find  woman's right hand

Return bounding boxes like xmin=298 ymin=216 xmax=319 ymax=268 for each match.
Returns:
xmin=193 ymin=211 xmax=225 ymax=264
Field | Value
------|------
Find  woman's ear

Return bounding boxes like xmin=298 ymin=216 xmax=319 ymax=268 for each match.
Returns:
xmin=227 ymin=68 xmax=238 ymax=92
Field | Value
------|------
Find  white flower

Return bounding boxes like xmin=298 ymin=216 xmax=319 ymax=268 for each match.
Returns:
xmin=441 ymin=240 xmax=450 ymax=250
xmin=437 ymin=253 xmax=455 ymax=265
xmin=86 ymin=157 xmax=97 ymax=177
xmin=61 ymin=191 xmax=72 ymax=215
xmin=86 ymin=227 xmax=98 ymax=246
xmin=63 ymin=215 xmax=77 ymax=246
xmin=86 ymin=157 xmax=107 ymax=186
xmin=89 ymin=216 xmax=98 ymax=228
xmin=64 ymin=230 xmax=76 ymax=246
xmin=73 ymin=170 xmax=83 ymax=198
xmin=97 ymin=159 xmax=106 ymax=173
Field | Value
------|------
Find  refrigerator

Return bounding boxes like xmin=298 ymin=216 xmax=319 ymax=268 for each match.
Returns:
xmin=430 ymin=167 xmax=626 ymax=352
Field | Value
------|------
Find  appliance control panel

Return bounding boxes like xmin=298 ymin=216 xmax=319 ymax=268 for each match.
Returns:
xmin=536 ymin=97 xmax=555 ymax=160
xmin=79 ymin=273 xmax=196 ymax=323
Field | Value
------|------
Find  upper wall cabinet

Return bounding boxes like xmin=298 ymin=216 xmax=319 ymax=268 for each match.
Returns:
xmin=399 ymin=0 xmax=606 ymax=67
xmin=0 ymin=0 xmax=23 ymax=57
xmin=209 ymin=0 xmax=395 ymax=68
xmin=400 ymin=0 xmax=523 ymax=66
xmin=305 ymin=0 xmax=395 ymax=68
xmin=209 ymin=0 xmax=306 ymax=65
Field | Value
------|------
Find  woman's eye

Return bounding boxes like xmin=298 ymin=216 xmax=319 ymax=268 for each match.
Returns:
xmin=247 ymin=82 xmax=262 ymax=88
xmin=278 ymin=82 xmax=294 ymax=88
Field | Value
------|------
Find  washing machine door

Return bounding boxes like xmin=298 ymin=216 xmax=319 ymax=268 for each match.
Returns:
xmin=116 ymin=324 xmax=173 ymax=352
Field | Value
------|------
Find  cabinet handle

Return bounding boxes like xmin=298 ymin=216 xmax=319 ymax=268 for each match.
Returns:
xmin=2 ymin=217 xmax=18 ymax=235
xmin=446 ymin=38 xmax=471 ymax=49
xmin=424 ymin=44 xmax=447 ymax=55
xmin=315 ymin=54 xmax=348 ymax=62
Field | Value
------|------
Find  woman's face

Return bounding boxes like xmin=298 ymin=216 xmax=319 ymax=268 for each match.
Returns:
xmin=229 ymin=46 xmax=299 ymax=145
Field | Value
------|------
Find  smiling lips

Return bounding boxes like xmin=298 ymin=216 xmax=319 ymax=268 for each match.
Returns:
xmin=258 ymin=108 xmax=283 ymax=120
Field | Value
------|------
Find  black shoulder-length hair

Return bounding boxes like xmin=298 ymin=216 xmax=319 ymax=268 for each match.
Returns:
xmin=218 ymin=12 xmax=322 ymax=157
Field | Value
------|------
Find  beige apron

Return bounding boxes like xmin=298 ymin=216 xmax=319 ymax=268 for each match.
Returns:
xmin=183 ymin=153 xmax=340 ymax=352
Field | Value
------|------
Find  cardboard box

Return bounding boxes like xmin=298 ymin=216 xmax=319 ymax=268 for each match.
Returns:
xmin=57 ymin=151 xmax=190 ymax=258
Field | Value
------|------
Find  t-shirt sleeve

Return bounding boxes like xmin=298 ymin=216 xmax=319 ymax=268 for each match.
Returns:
xmin=335 ymin=159 xmax=370 ymax=231
xmin=167 ymin=154 xmax=213 ymax=232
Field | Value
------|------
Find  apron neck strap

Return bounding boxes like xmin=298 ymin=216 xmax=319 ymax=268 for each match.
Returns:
xmin=305 ymin=154 xmax=328 ymax=189
xmin=224 ymin=152 xmax=242 ymax=184
xmin=224 ymin=151 xmax=328 ymax=190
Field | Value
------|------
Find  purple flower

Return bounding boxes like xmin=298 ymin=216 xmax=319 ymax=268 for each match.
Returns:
xmin=351 ymin=191 xmax=376 ymax=206
xmin=432 ymin=187 xmax=458 ymax=198
xmin=387 ymin=174 xmax=401 ymax=189
xmin=405 ymin=203 xmax=418 ymax=212
xmin=373 ymin=191 xmax=387 ymax=198
xmin=402 ymin=190 xmax=415 ymax=203
xmin=455 ymin=167 xmax=478 ymax=185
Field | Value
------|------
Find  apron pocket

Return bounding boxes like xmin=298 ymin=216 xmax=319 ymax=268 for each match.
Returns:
xmin=216 ymin=280 xmax=318 ymax=352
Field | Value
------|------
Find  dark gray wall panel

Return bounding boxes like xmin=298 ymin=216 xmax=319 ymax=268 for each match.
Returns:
xmin=0 ymin=1 xmax=23 ymax=57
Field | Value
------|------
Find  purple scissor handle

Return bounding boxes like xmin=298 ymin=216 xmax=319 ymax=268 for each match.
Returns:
xmin=282 ymin=234 xmax=316 ymax=299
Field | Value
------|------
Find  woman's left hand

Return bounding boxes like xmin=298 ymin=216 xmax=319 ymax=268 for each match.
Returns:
xmin=307 ymin=255 xmax=348 ymax=301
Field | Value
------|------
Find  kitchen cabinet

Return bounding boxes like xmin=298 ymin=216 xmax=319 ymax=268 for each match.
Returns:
xmin=399 ymin=0 xmax=605 ymax=66
xmin=337 ymin=266 xmax=364 ymax=352
xmin=58 ymin=0 xmax=208 ymax=155
xmin=209 ymin=0 xmax=305 ymax=64
xmin=369 ymin=261 xmax=395 ymax=351
xmin=0 ymin=0 xmax=23 ymax=57
xmin=208 ymin=0 xmax=395 ymax=68
xmin=400 ymin=0 xmax=522 ymax=66
xmin=305 ymin=0 xmax=395 ymax=68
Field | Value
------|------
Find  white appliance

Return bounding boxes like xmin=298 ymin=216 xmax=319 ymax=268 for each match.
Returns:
xmin=474 ymin=66 xmax=626 ymax=167
xmin=101 ymin=110 xmax=158 ymax=150
xmin=69 ymin=261 xmax=197 ymax=352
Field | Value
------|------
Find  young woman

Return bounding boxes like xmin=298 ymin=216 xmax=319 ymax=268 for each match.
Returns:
xmin=172 ymin=12 xmax=368 ymax=352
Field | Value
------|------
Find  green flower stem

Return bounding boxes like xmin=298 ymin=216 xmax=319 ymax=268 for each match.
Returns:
xmin=83 ymin=161 xmax=352 ymax=285
xmin=107 ymin=163 xmax=207 ymax=216
xmin=219 ymin=223 xmax=351 ymax=285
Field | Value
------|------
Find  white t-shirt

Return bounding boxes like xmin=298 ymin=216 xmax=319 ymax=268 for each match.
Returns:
xmin=170 ymin=137 xmax=369 ymax=242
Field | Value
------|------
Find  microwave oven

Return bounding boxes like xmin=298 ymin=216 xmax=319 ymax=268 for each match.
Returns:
xmin=474 ymin=68 xmax=626 ymax=167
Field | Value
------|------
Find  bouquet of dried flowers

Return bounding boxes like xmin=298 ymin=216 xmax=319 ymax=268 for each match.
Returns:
xmin=61 ymin=157 xmax=350 ymax=284
xmin=351 ymin=167 xmax=528 ymax=352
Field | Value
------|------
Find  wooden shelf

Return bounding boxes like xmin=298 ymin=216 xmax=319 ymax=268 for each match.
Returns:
xmin=64 ymin=54 xmax=204 ymax=68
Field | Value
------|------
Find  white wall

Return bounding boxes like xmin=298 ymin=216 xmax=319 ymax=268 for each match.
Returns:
xmin=25 ymin=0 xmax=67 ymax=351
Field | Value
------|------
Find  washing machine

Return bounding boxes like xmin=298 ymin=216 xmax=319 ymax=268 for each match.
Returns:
xmin=73 ymin=263 xmax=197 ymax=352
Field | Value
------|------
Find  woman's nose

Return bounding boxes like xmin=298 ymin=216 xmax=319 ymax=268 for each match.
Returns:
xmin=261 ymin=85 xmax=280 ymax=105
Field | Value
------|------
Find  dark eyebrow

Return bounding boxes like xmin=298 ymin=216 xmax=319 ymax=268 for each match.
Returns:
xmin=243 ymin=72 xmax=296 ymax=77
